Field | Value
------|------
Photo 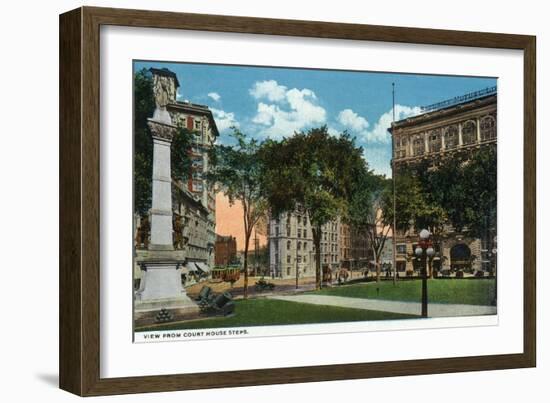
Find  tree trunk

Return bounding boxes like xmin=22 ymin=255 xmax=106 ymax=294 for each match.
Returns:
xmin=392 ymin=224 xmax=397 ymax=286
xmin=243 ymin=232 xmax=250 ymax=299
xmin=374 ymin=249 xmax=381 ymax=283
xmin=312 ymin=226 xmax=322 ymax=290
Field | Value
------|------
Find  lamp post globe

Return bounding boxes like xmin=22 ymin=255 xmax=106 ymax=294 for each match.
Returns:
xmin=415 ymin=247 xmax=423 ymax=257
xmin=419 ymin=229 xmax=430 ymax=240
xmin=426 ymin=247 xmax=435 ymax=257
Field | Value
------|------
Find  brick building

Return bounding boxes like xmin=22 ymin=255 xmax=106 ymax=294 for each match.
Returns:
xmin=215 ymin=235 xmax=237 ymax=267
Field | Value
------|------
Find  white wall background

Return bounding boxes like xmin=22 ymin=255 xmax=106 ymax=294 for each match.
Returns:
xmin=0 ymin=0 xmax=546 ymax=401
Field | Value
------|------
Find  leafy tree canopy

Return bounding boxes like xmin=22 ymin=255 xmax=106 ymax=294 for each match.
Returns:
xmin=259 ymin=126 xmax=367 ymax=228
xmin=395 ymin=146 xmax=496 ymax=239
xmin=134 ymin=68 xmax=155 ymax=216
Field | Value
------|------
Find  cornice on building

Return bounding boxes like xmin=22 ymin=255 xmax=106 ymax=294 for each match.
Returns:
xmin=390 ymin=94 xmax=497 ymax=135
xmin=167 ymin=101 xmax=220 ymax=137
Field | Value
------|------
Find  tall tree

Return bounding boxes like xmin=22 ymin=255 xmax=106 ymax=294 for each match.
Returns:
xmin=392 ymin=168 xmax=447 ymax=277
xmin=460 ymin=146 xmax=497 ymax=242
xmin=134 ymin=68 xmax=155 ymax=216
xmin=260 ymin=126 xmax=366 ymax=290
xmin=413 ymin=147 xmax=496 ymax=239
xmin=396 ymin=146 xmax=496 ymax=275
xmin=348 ymin=173 xmax=393 ymax=282
xmin=205 ymin=129 xmax=267 ymax=299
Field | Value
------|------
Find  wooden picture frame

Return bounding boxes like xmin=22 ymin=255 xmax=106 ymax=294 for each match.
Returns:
xmin=59 ymin=6 xmax=536 ymax=396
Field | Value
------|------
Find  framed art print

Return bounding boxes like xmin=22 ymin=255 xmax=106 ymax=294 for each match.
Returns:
xmin=59 ymin=6 xmax=536 ymax=396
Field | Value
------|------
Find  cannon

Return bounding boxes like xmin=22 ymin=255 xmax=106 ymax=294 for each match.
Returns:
xmin=198 ymin=288 xmax=235 ymax=316
xmin=196 ymin=285 xmax=214 ymax=303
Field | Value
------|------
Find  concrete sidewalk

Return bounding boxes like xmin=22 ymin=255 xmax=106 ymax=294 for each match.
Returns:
xmin=269 ymin=294 xmax=497 ymax=317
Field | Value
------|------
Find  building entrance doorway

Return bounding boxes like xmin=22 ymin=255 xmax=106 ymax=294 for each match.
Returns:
xmin=450 ymin=243 xmax=471 ymax=271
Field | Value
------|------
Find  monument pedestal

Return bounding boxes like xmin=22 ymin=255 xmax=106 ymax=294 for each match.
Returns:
xmin=134 ymin=260 xmax=199 ymax=325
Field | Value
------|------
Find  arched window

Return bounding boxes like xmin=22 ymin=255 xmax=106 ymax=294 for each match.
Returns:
xmin=444 ymin=125 xmax=459 ymax=149
xmin=428 ymin=129 xmax=442 ymax=153
xmin=413 ymin=134 xmax=425 ymax=156
xmin=462 ymin=121 xmax=477 ymax=145
xmin=395 ymin=135 xmax=408 ymax=158
xmin=480 ymin=115 xmax=496 ymax=141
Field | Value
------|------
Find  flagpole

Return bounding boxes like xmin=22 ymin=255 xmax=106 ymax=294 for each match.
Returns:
xmin=392 ymin=83 xmax=398 ymax=285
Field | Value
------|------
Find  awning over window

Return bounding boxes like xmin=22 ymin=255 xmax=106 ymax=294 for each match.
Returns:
xmin=194 ymin=262 xmax=211 ymax=273
xmin=182 ymin=262 xmax=198 ymax=274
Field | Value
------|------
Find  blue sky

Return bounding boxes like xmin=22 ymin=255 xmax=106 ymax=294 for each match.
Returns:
xmin=135 ymin=60 xmax=496 ymax=177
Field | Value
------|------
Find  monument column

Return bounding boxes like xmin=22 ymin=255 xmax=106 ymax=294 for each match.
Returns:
xmin=134 ymin=68 xmax=198 ymax=322
xmin=148 ymin=119 xmax=176 ymax=251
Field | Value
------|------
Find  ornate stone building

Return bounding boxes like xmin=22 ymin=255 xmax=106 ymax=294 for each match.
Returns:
xmin=339 ymin=223 xmax=352 ymax=269
xmin=268 ymin=211 xmax=316 ymax=279
xmin=268 ymin=210 xmax=344 ymax=279
xmin=390 ymin=88 xmax=497 ymax=275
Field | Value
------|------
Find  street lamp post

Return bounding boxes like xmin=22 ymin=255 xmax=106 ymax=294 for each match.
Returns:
xmin=415 ymin=229 xmax=435 ymax=318
xmin=295 ymin=256 xmax=299 ymax=290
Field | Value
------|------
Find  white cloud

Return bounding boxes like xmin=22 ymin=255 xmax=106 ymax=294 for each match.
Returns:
xmin=249 ymin=80 xmax=287 ymax=102
xmin=207 ymin=92 xmax=221 ymax=102
xmin=176 ymin=90 xmax=183 ymax=100
xmin=366 ymin=105 xmax=422 ymax=143
xmin=249 ymin=80 xmax=327 ymax=138
xmin=327 ymin=127 xmax=340 ymax=137
xmin=211 ymin=108 xmax=239 ymax=133
xmin=337 ymin=109 xmax=369 ymax=132
xmin=363 ymin=147 xmax=392 ymax=178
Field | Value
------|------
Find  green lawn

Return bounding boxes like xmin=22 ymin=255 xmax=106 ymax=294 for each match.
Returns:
xmin=309 ymin=279 xmax=496 ymax=306
xmin=136 ymin=298 xmax=416 ymax=332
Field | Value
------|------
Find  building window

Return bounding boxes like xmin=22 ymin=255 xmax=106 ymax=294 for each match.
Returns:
xmin=462 ymin=121 xmax=477 ymax=145
xmin=413 ymin=135 xmax=424 ymax=156
xmin=287 ymin=226 xmax=291 ymax=237
xmin=298 ymin=229 xmax=301 ymax=238
xmin=287 ymin=255 xmax=291 ymax=263
xmin=395 ymin=136 xmax=408 ymax=159
xmin=396 ymin=244 xmax=407 ymax=254
xmin=480 ymin=115 xmax=496 ymax=141
xmin=297 ymin=241 xmax=301 ymax=250
xmin=444 ymin=125 xmax=459 ymax=149
xmin=303 ymin=229 xmax=307 ymax=238
xmin=287 ymin=267 xmax=291 ymax=276
xmin=287 ymin=240 xmax=291 ymax=250
xmin=397 ymin=261 xmax=406 ymax=272
xmin=429 ymin=129 xmax=442 ymax=153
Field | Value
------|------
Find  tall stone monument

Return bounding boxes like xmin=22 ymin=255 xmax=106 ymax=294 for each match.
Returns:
xmin=134 ymin=68 xmax=198 ymax=320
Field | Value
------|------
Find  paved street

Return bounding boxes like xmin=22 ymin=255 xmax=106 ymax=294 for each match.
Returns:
xmin=269 ymin=294 xmax=497 ymax=317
